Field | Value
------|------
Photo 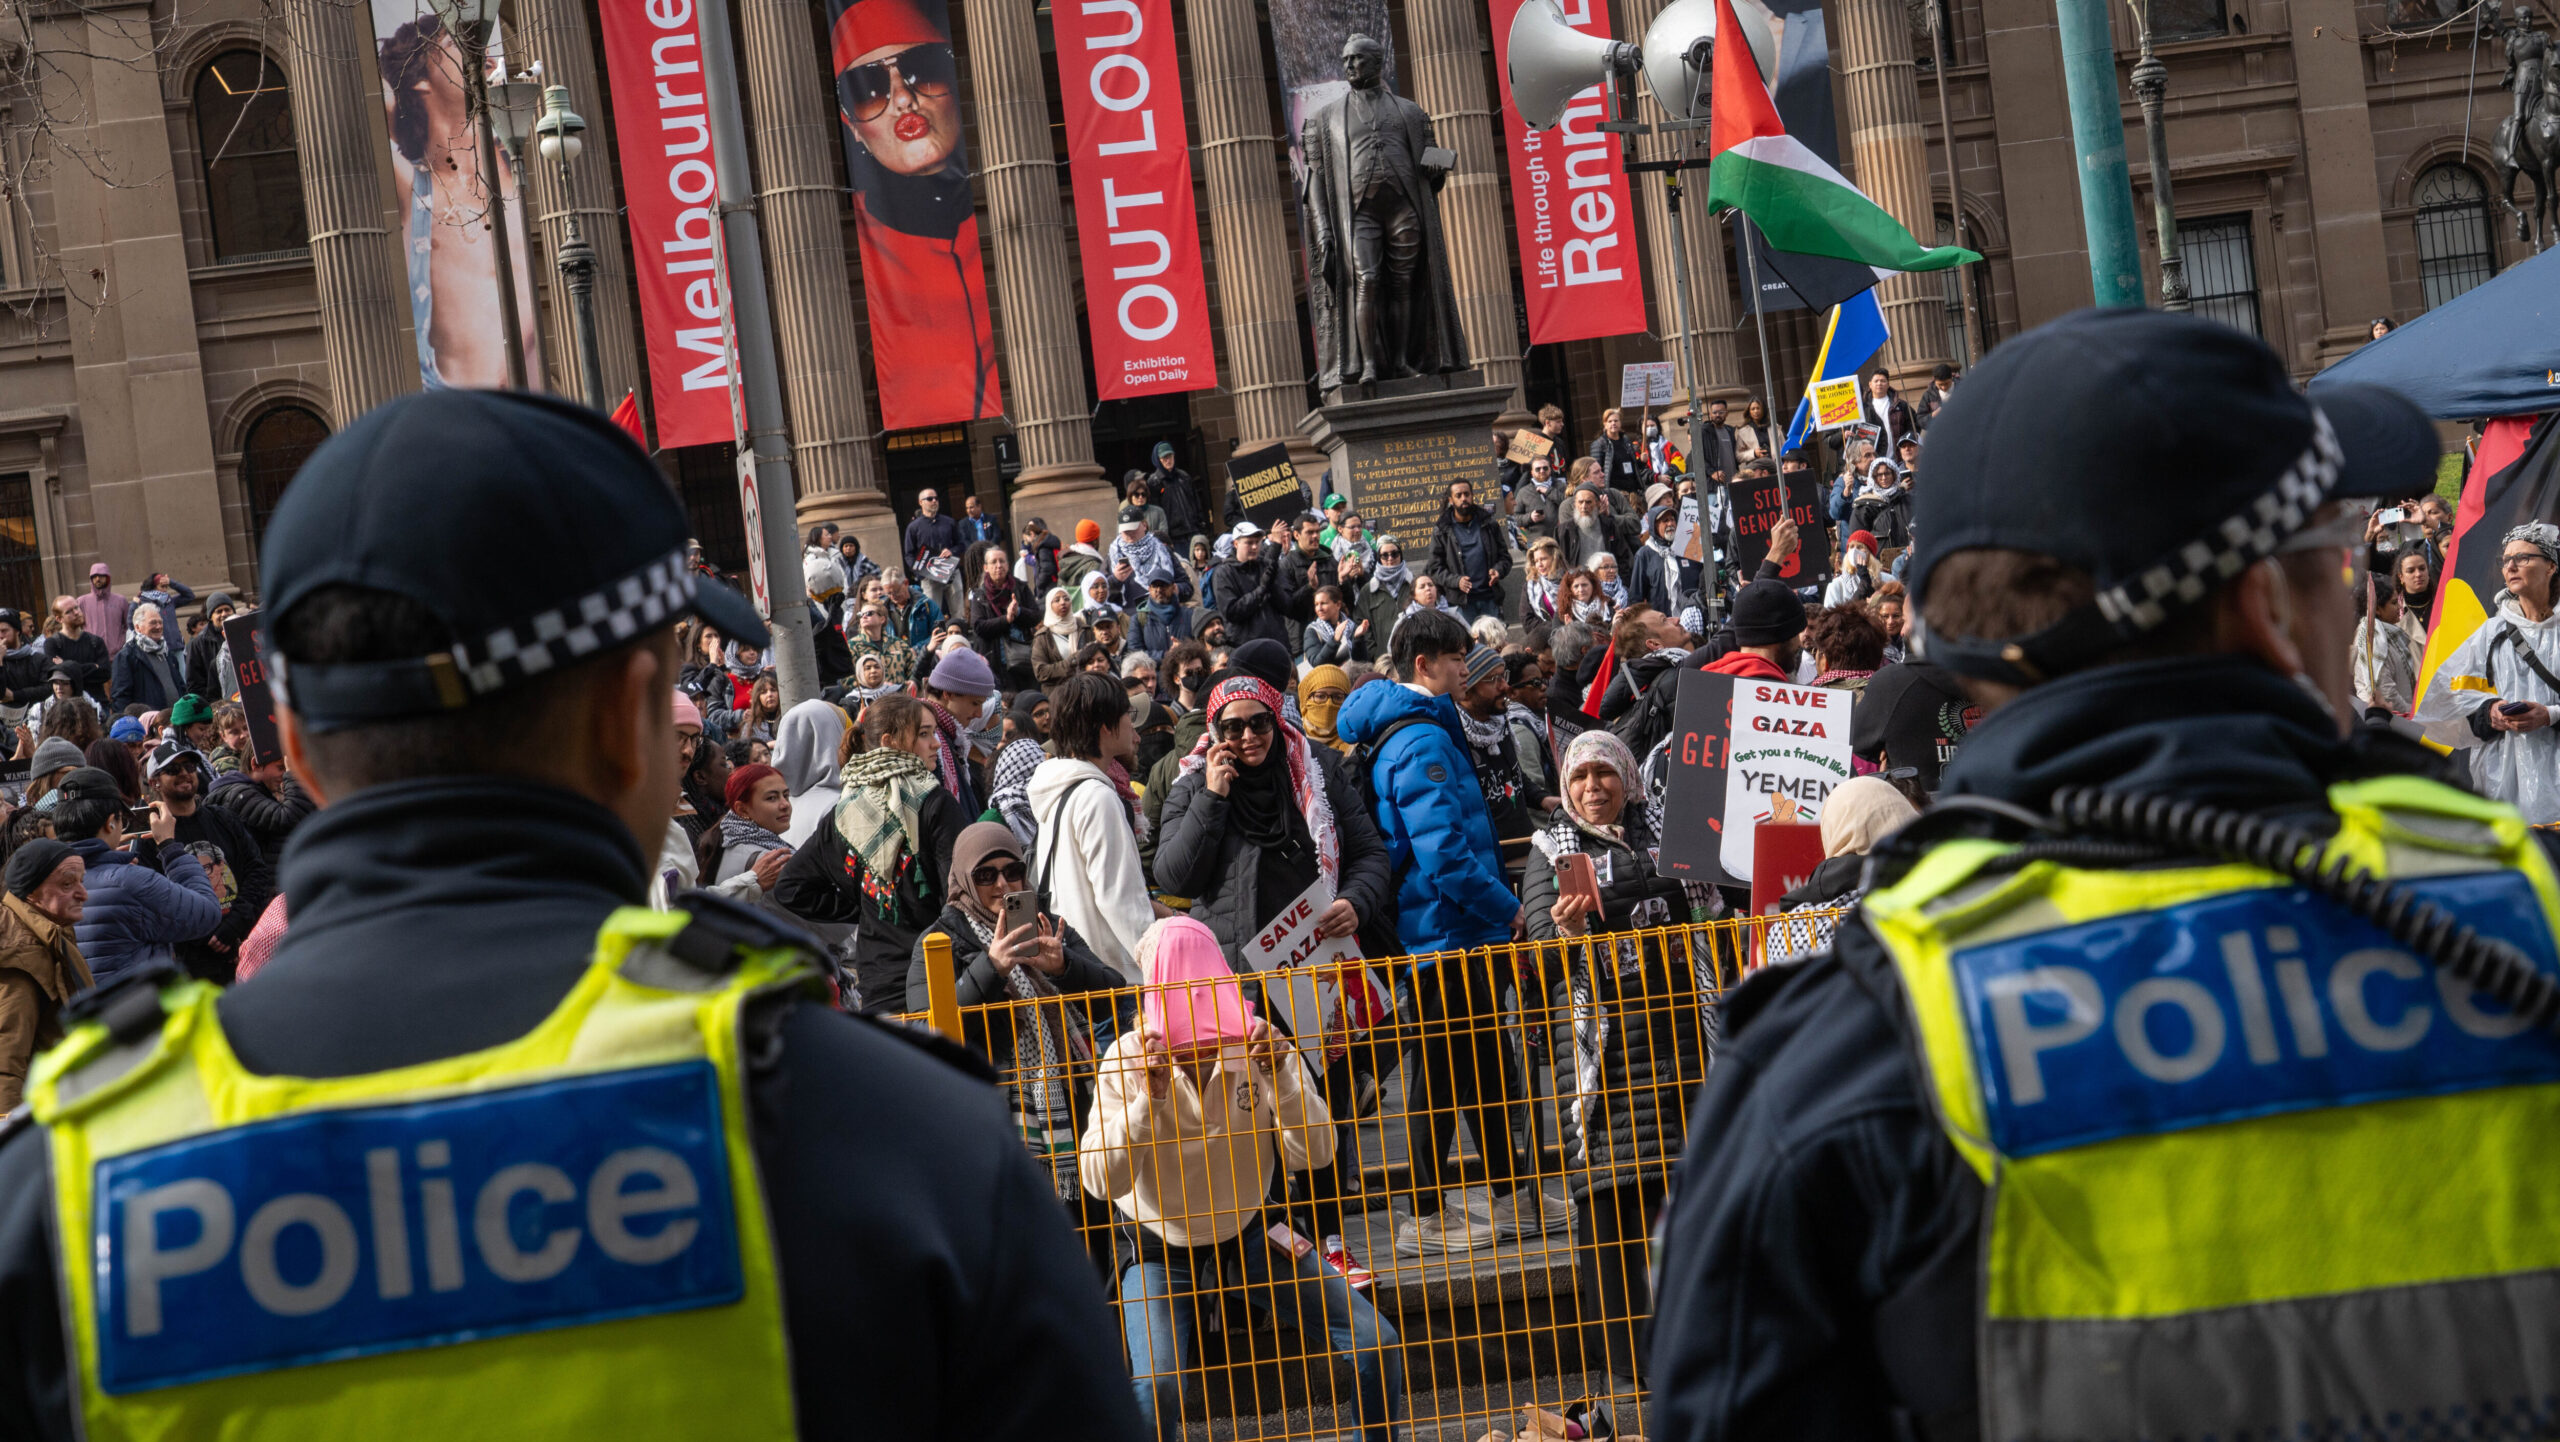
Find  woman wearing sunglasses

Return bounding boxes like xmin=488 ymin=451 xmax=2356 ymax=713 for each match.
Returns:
xmin=829 ymin=0 xmax=999 ymax=422
xmin=908 ymin=823 xmax=1123 ymax=1256
xmin=1154 ymin=675 xmax=1392 ymax=1286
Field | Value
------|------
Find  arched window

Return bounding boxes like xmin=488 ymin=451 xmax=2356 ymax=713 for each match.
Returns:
xmin=2414 ymin=163 xmax=2497 ymax=310
xmin=241 ymin=405 xmax=329 ymax=545
xmin=194 ymin=50 xmax=309 ymax=262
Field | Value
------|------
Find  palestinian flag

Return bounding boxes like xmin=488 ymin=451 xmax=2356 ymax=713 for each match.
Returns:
xmin=2421 ymin=413 xmax=2558 ymax=692
xmin=1705 ymin=0 xmax=1978 ymax=274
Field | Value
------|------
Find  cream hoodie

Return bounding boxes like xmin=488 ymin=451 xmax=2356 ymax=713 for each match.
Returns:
xmin=1077 ymin=1030 xmax=1335 ymax=1247
xmin=1027 ymin=756 xmax=1153 ymax=981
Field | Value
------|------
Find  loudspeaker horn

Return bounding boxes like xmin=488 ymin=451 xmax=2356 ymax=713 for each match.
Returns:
xmin=1507 ymin=0 xmax=1638 ymax=131
xmin=1639 ymin=0 xmax=1778 ymax=121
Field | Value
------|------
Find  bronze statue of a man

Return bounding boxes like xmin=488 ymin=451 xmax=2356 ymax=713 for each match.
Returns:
xmin=2502 ymin=0 xmax=2551 ymax=141
xmin=1300 ymin=35 xmax=1471 ymax=390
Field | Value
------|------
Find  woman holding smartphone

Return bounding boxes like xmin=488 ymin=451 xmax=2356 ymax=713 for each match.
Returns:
xmin=908 ymin=822 xmax=1121 ymax=1266
xmin=1520 ymin=728 xmax=1722 ymax=1389
xmin=1154 ymin=674 xmax=1392 ymax=1286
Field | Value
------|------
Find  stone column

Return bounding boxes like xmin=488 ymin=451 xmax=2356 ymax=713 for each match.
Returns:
xmin=735 ymin=0 xmax=896 ymax=558
xmin=963 ymin=0 xmax=1112 ymax=537
xmin=1836 ymin=0 xmax=1954 ymax=384
xmin=1188 ymin=0 xmax=1319 ymax=464
xmin=1407 ymin=0 xmax=1529 ymax=424
xmin=285 ymin=0 xmax=416 ymax=421
xmin=1621 ymin=0 xmax=1744 ymax=420
xmin=2286 ymin=0 xmax=2392 ymax=369
xmin=511 ymin=0 xmax=644 ymax=410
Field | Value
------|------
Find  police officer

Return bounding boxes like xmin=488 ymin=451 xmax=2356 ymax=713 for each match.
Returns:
xmin=0 ymin=391 xmax=1144 ymax=1439
xmin=1647 ymin=309 xmax=2560 ymax=1439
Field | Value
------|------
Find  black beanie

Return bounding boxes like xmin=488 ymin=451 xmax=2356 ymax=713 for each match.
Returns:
xmin=1229 ymin=638 xmax=1294 ymax=693
xmin=1731 ymin=580 xmax=1809 ymax=648
xmin=6 ymin=839 xmax=74 ymax=900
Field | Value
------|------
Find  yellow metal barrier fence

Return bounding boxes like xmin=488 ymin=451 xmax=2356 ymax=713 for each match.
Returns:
xmin=906 ymin=910 xmax=1841 ymax=1441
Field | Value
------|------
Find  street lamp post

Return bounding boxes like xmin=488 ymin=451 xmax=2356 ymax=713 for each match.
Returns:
xmin=533 ymin=85 xmax=610 ymax=412
xmin=429 ymin=0 xmax=529 ymax=389
xmin=2129 ymin=1 xmax=2190 ymax=311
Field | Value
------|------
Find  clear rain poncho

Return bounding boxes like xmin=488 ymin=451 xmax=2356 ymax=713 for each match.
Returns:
xmin=2415 ymin=594 xmax=2560 ymax=824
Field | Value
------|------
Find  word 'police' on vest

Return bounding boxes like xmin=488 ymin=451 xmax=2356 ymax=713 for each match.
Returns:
xmin=1955 ymin=870 xmax=2560 ymax=1158
xmin=92 ymin=1062 xmax=744 ymax=1392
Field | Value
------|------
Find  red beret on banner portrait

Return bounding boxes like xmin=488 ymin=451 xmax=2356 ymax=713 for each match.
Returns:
xmin=831 ymin=0 xmax=948 ymax=73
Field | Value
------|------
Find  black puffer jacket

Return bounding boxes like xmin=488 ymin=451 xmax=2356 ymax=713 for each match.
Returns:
xmin=1646 ymin=655 xmax=2516 ymax=1441
xmin=206 ymin=771 xmax=316 ymax=859
xmin=1520 ymin=814 xmax=1717 ymax=1200
xmin=1151 ymin=742 xmax=1392 ymax=965
xmin=905 ymin=903 xmax=1122 ymax=1067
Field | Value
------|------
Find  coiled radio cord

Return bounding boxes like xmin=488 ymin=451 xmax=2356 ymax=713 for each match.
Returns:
xmin=2050 ymin=787 xmax=2560 ymax=1036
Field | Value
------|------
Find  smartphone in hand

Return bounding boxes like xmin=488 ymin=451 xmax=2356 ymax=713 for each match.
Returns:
xmin=1000 ymin=888 xmax=1042 ymax=938
xmin=2501 ymin=700 xmax=2535 ymax=716
xmin=1556 ymin=851 xmax=1602 ymax=917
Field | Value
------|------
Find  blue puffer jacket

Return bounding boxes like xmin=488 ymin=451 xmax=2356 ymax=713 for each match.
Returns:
xmin=1335 ymin=680 xmax=1515 ymax=959
xmin=67 ymin=836 xmax=222 ymax=987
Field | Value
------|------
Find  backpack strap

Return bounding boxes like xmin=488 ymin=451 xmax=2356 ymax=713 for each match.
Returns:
xmin=1033 ymin=773 xmax=1119 ymax=897
xmin=2490 ymin=622 xmax=2560 ymax=698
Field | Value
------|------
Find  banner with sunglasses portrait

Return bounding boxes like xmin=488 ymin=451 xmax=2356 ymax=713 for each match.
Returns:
xmin=1056 ymin=0 xmax=1216 ymax=400
xmin=597 ymin=0 xmax=735 ymax=448
xmin=827 ymin=0 xmax=1003 ymax=430
xmin=369 ymin=0 xmax=543 ymax=391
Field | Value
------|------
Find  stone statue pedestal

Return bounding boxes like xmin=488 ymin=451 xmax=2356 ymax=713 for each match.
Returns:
xmin=1301 ymin=371 xmax=1512 ymax=555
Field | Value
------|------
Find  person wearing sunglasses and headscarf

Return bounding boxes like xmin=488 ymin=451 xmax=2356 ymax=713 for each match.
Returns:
xmin=1153 ymin=674 xmax=1393 ymax=1285
xmin=909 ymin=822 xmax=1122 ymax=1265
xmin=829 ymin=0 xmax=997 ymax=421
xmin=1520 ymin=727 xmax=1723 ymax=1391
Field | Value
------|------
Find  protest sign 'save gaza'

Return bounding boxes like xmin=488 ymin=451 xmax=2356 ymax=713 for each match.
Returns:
xmin=1655 ymin=669 xmax=1856 ymax=886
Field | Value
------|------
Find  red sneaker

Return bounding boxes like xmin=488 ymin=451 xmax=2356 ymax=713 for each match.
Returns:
xmin=1324 ymin=1241 xmax=1377 ymax=1290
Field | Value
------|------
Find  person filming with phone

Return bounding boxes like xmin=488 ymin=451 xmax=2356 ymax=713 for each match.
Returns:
xmin=908 ymin=822 xmax=1124 ymax=1267
xmin=2416 ymin=519 xmax=2560 ymax=821
xmin=47 ymin=764 xmax=218 ymax=989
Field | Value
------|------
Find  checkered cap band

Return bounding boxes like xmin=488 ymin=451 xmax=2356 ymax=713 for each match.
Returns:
xmin=455 ymin=548 xmax=695 ymax=696
xmin=2094 ymin=408 xmax=2344 ymax=635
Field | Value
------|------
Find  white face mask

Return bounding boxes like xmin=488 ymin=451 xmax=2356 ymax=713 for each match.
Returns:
xmin=1846 ymin=546 xmax=1870 ymax=567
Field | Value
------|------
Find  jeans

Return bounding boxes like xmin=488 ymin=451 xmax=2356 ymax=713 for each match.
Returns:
xmin=1453 ymin=587 xmax=1503 ymax=626
xmin=1121 ymin=1237 xmax=1403 ymax=1440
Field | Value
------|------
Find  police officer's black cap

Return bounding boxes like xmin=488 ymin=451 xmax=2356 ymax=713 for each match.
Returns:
xmin=1909 ymin=308 xmax=2436 ymax=688
xmin=259 ymin=390 xmax=769 ymax=732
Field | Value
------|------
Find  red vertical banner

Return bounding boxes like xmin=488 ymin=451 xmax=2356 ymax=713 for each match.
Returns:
xmin=1054 ymin=0 xmax=1217 ymax=398
xmin=828 ymin=0 xmax=1003 ymax=429
xmin=595 ymin=0 xmax=733 ymax=448
xmin=1488 ymin=0 xmax=1648 ymax=344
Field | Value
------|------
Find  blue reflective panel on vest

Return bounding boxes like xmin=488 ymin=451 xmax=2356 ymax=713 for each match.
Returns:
xmin=1952 ymin=871 xmax=2560 ymax=1158
xmin=92 ymin=1061 xmax=742 ymax=1393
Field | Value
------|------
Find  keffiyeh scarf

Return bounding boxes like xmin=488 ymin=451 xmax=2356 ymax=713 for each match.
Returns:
xmin=1175 ymin=676 xmax=1341 ymax=892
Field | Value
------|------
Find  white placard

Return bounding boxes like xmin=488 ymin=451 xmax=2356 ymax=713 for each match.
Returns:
xmin=1719 ymin=679 xmax=1856 ymax=882
xmin=1242 ymin=876 xmax=1388 ymax=1067
xmin=1620 ymin=361 xmax=1676 ymax=408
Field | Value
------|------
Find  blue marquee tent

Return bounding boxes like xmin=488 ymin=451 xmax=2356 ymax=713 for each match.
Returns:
xmin=2310 ymin=244 xmax=2560 ymax=419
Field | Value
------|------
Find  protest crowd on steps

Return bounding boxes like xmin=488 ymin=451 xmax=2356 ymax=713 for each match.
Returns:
xmin=0 ymin=308 xmax=2550 ymax=1442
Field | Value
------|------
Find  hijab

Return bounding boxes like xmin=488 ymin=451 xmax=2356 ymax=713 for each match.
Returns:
xmin=1559 ymin=729 xmax=1640 ymax=842
xmin=946 ymin=821 xmax=1024 ymax=935
xmin=1079 ymin=574 xmax=1116 ymax=615
xmin=1041 ymin=586 xmax=1079 ymax=643
xmin=1819 ymin=775 xmax=1918 ymax=859
xmin=1297 ymin=665 xmax=1351 ymax=750
xmin=772 ymin=699 xmax=849 ymax=799
xmin=1176 ymin=675 xmax=1341 ymax=892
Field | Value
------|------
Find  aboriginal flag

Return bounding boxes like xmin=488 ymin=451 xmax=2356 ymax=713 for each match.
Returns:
xmin=2422 ymin=413 xmax=2560 ymax=692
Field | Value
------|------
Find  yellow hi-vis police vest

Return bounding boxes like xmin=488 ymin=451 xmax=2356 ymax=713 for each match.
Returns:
xmin=1863 ymin=775 xmax=2560 ymax=1440
xmin=25 ymin=905 xmax=815 ymax=1441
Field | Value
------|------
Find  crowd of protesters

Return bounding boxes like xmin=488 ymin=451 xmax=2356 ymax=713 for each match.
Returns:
xmin=0 ymin=378 xmax=2518 ymax=1438
xmin=0 ymin=570 xmax=301 ymax=1109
